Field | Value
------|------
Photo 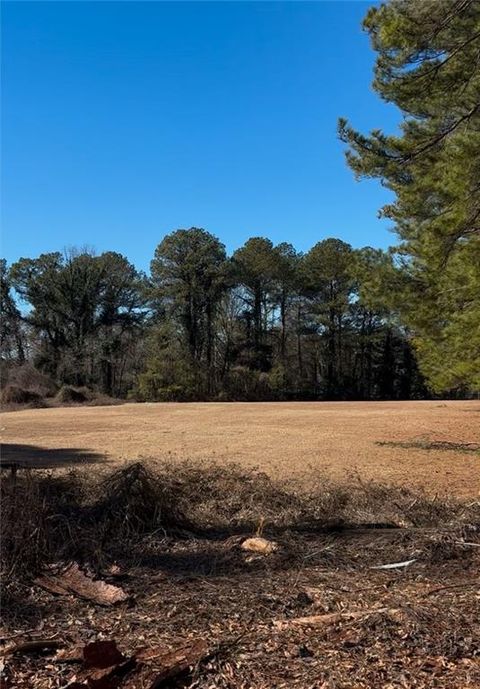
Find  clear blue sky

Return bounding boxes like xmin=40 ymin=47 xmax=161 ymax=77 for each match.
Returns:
xmin=2 ymin=1 xmax=399 ymax=272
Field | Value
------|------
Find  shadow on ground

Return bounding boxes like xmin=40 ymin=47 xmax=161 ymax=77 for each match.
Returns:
xmin=0 ymin=443 xmax=104 ymax=469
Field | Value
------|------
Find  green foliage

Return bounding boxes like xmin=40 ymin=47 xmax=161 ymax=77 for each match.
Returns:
xmin=139 ymin=230 xmax=426 ymax=401
xmin=339 ymin=0 xmax=480 ymax=391
xmin=232 ymin=237 xmax=279 ymax=370
xmin=3 ymin=1 xmax=477 ymax=400
xmin=411 ymin=241 xmax=480 ymax=390
xmin=4 ymin=231 xmax=429 ymax=401
xmin=135 ymin=321 xmax=199 ymax=401
xmin=300 ymin=240 xmax=355 ymax=396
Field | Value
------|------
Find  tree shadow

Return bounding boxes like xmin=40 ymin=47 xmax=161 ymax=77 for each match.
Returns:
xmin=0 ymin=586 xmax=56 ymax=629
xmin=0 ymin=443 xmax=105 ymax=469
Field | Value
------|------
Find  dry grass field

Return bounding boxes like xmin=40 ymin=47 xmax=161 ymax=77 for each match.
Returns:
xmin=1 ymin=400 xmax=479 ymax=495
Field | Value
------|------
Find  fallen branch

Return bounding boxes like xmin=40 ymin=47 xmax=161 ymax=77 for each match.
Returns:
xmin=274 ymin=607 xmax=398 ymax=629
xmin=35 ymin=562 xmax=130 ymax=606
xmin=1 ymin=638 xmax=64 ymax=656
xmin=424 ymin=581 xmax=480 ymax=597
xmin=0 ymin=629 xmax=40 ymax=643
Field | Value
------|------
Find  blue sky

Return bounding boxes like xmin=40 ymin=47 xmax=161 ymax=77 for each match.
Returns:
xmin=2 ymin=1 xmax=400 ymax=272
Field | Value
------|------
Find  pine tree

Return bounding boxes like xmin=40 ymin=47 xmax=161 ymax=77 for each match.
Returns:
xmin=339 ymin=0 xmax=480 ymax=391
xmin=149 ymin=228 xmax=230 ymax=397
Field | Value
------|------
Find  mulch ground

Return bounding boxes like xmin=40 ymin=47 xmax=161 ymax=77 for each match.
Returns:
xmin=2 ymin=526 xmax=479 ymax=688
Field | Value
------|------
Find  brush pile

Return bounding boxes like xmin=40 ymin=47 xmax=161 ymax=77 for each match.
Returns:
xmin=0 ymin=385 xmax=46 ymax=408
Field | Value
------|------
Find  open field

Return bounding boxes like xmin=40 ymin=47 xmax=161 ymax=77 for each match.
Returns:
xmin=1 ymin=400 xmax=480 ymax=496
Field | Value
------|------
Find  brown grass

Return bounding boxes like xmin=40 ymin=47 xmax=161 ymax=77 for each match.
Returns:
xmin=2 ymin=400 xmax=479 ymax=495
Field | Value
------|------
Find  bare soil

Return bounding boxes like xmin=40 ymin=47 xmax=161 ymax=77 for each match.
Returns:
xmin=2 ymin=400 xmax=479 ymax=496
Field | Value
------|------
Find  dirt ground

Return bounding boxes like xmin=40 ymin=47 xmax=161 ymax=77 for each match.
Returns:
xmin=1 ymin=400 xmax=479 ymax=496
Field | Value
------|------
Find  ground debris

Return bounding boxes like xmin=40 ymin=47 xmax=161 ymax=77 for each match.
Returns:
xmin=55 ymin=645 xmax=85 ymax=663
xmin=273 ymin=606 xmax=399 ymax=629
xmin=83 ymin=640 xmax=127 ymax=669
xmin=64 ymin=638 xmax=210 ymax=689
xmin=240 ymin=537 xmax=278 ymax=554
xmin=135 ymin=639 xmax=209 ymax=686
xmin=2 ymin=462 xmax=480 ymax=688
xmin=372 ymin=558 xmax=417 ymax=570
xmin=35 ymin=563 xmax=130 ymax=606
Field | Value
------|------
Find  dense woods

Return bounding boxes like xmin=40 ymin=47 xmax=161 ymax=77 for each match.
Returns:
xmin=2 ymin=0 xmax=479 ymax=402
xmin=1 ymin=235 xmax=426 ymax=401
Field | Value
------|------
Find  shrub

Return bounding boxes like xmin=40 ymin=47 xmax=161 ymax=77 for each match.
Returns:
xmin=1 ymin=363 xmax=57 ymax=398
xmin=0 ymin=385 xmax=45 ymax=407
xmin=223 ymin=366 xmax=273 ymax=401
xmin=55 ymin=385 xmax=89 ymax=404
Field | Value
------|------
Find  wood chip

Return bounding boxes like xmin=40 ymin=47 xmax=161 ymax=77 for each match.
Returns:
xmin=241 ymin=537 xmax=278 ymax=554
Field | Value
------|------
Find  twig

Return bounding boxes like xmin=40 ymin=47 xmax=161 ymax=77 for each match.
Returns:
xmin=424 ymin=581 xmax=479 ymax=597
xmin=371 ymin=559 xmax=417 ymax=570
xmin=1 ymin=638 xmax=64 ymax=656
xmin=0 ymin=628 xmax=40 ymax=643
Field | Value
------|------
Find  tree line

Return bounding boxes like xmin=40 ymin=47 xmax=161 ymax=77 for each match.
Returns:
xmin=1 ymin=235 xmax=428 ymax=401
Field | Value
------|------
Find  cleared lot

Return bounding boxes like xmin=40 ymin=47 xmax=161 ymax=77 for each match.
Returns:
xmin=1 ymin=400 xmax=479 ymax=496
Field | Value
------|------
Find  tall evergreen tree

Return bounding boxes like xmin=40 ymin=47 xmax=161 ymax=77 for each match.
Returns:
xmin=339 ymin=0 xmax=480 ymax=391
xmin=301 ymin=239 xmax=355 ymax=397
xmin=148 ymin=228 xmax=230 ymax=397
xmin=273 ymin=243 xmax=300 ymax=367
xmin=232 ymin=237 xmax=278 ymax=371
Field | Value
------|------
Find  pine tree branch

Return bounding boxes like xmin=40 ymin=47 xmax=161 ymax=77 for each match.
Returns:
xmin=401 ymin=103 xmax=480 ymax=163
